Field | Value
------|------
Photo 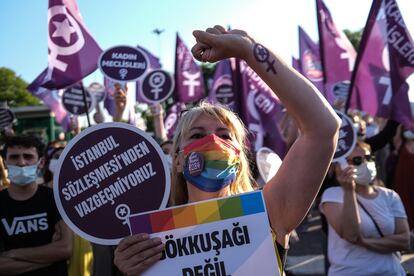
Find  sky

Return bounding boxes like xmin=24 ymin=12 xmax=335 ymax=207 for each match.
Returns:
xmin=1 ymin=0 xmax=414 ymax=126
xmin=2 ymin=0 xmax=413 ymax=85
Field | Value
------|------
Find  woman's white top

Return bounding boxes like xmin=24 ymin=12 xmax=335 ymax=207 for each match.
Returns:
xmin=320 ymin=186 xmax=407 ymax=276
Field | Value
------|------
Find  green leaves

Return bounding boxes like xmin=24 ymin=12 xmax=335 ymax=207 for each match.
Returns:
xmin=0 ymin=67 xmax=40 ymax=107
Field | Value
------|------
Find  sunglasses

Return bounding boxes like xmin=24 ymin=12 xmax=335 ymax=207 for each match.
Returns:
xmin=347 ymin=155 xmax=375 ymax=166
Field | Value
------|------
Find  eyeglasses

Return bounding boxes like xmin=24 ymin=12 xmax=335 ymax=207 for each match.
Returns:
xmin=347 ymin=155 xmax=375 ymax=166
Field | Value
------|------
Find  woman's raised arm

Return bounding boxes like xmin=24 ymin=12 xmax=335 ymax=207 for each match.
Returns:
xmin=192 ymin=25 xmax=340 ymax=246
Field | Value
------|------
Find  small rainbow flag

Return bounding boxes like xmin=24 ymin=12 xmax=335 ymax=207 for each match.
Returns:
xmin=128 ymin=191 xmax=265 ymax=235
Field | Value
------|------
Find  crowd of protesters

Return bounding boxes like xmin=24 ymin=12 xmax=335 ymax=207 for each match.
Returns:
xmin=0 ymin=27 xmax=413 ymax=276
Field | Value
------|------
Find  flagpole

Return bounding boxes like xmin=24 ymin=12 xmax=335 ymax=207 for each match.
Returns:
xmin=80 ymin=81 xmax=91 ymax=127
xmin=152 ymin=28 xmax=165 ymax=63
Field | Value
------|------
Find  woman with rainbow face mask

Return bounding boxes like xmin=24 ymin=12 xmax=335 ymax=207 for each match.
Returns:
xmin=114 ymin=25 xmax=341 ymax=275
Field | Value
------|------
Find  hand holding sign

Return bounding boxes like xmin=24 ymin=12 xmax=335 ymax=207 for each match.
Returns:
xmin=53 ymin=122 xmax=170 ymax=245
xmin=114 ymin=84 xmax=127 ymax=110
xmin=335 ymin=165 xmax=357 ymax=191
xmin=0 ymin=108 xmax=15 ymax=130
xmin=113 ymin=84 xmax=128 ymax=122
xmin=114 ymin=233 xmax=164 ymax=275
xmin=123 ymin=191 xmax=279 ymax=276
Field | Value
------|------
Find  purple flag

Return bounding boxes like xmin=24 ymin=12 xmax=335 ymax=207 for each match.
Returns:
xmin=27 ymin=84 xmax=72 ymax=131
xmin=30 ymin=0 xmax=102 ymax=89
xmin=208 ymin=59 xmax=238 ymax=112
xmin=348 ymin=0 xmax=414 ymax=129
xmin=292 ymin=57 xmax=302 ymax=73
xmin=298 ymin=26 xmax=325 ymax=95
xmin=316 ymin=0 xmax=356 ymax=104
xmin=236 ymin=60 xmax=286 ymax=158
xmin=103 ymin=77 xmax=116 ymax=117
xmin=164 ymin=102 xmax=186 ymax=139
xmin=174 ymin=33 xmax=205 ymax=103
xmin=135 ymin=46 xmax=162 ymax=104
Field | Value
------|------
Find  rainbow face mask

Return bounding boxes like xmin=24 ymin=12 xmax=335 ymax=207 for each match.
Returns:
xmin=182 ymin=134 xmax=240 ymax=192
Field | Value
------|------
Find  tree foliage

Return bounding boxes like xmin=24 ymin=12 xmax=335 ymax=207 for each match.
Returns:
xmin=201 ymin=62 xmax=216 ymax=93
xmin=343 ymin=29 xmax=363 ymax=51
xmin=0 ymin=67 xmax=40 ymax=107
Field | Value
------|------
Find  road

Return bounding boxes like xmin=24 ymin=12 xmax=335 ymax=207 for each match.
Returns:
xmin=285 ymin=206 xmax=414 ymax=275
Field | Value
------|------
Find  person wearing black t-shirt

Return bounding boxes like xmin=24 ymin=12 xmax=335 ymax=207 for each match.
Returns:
xmin=0 ymin=135 xmax=73 ymax=275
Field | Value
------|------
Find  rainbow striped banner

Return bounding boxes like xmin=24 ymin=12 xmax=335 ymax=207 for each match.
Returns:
xmin=129 ymin=191 xmax=265 ymax=235
xmin=134 ymin=191 xmax=279 ymax=276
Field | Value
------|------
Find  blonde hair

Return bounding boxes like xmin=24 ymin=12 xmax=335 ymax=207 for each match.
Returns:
xmin=170 ymin=102 xmax=254 ymax=205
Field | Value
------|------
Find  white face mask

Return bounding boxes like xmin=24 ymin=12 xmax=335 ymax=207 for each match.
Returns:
xmin=48 ymin=159 xmax=58 ymax=174
xmin=403 ymin=130 xmax=414 ymax=140
xmin=355 ymin=161 xmax=377 ymax=185
xmin=7 ymin=164 xmax=38 ymax=186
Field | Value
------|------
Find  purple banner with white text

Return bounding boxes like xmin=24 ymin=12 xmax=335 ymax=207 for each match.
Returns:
xmin=347 ymin=0 xmax=414 ymax=129
xmin=236 ymin=60 xmax=286 ymax=158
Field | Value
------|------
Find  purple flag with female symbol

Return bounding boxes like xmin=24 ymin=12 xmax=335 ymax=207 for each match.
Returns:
xmin=27 ymin=84 xmax=72 ymax=131
xmin=236 ymin=60 xmax=286 ymax=158
xmin=136 ymin=46 xmax=162 ymax=104
xmin=208 ymin=59 xmax=238 ymax=112
xmin=298 ymin=26 xmax=325 ymax=96
xmin=316 ymin=0 xmax=356 ymax=105
xmin=348 ymin=0 xmax=414 ymax=129
xmin=174 ymin=33 xmax=205 ymax=103
xmin=30 ymin=0 xmax=102 ymax=89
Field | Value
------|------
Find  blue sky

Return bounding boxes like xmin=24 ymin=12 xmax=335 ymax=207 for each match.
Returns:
xmin=2 ymin=0 xmax=413 ymax=86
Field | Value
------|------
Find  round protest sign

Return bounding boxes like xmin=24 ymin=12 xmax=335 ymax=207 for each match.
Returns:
xmin=53 ymin=122 xmax=170 ymax=245
xmin=0 ymin=108 xmax=15 ymax=130
xmin=98 ymin=45 xmax=149 ymax=82
xmin=88 ymin=82 xmax=106 ymax=103
xmin=256 ymin=147 xmax=282 ymax=183
xmin=333 ymin=110 xmax=357 ymax=163
xmin=139 ymin=69 xmax=174 ymax=103
xmin=62 ymin=84 xmax=95 ymax=115
xmin=212 ymin=75 xmax=235 ymax=106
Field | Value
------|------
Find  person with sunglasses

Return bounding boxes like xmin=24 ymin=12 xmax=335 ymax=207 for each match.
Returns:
xmin=113 ymin=25 xmax=341 ymax=275
xmin=320 ymin=141 xmax=410 ymax=276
